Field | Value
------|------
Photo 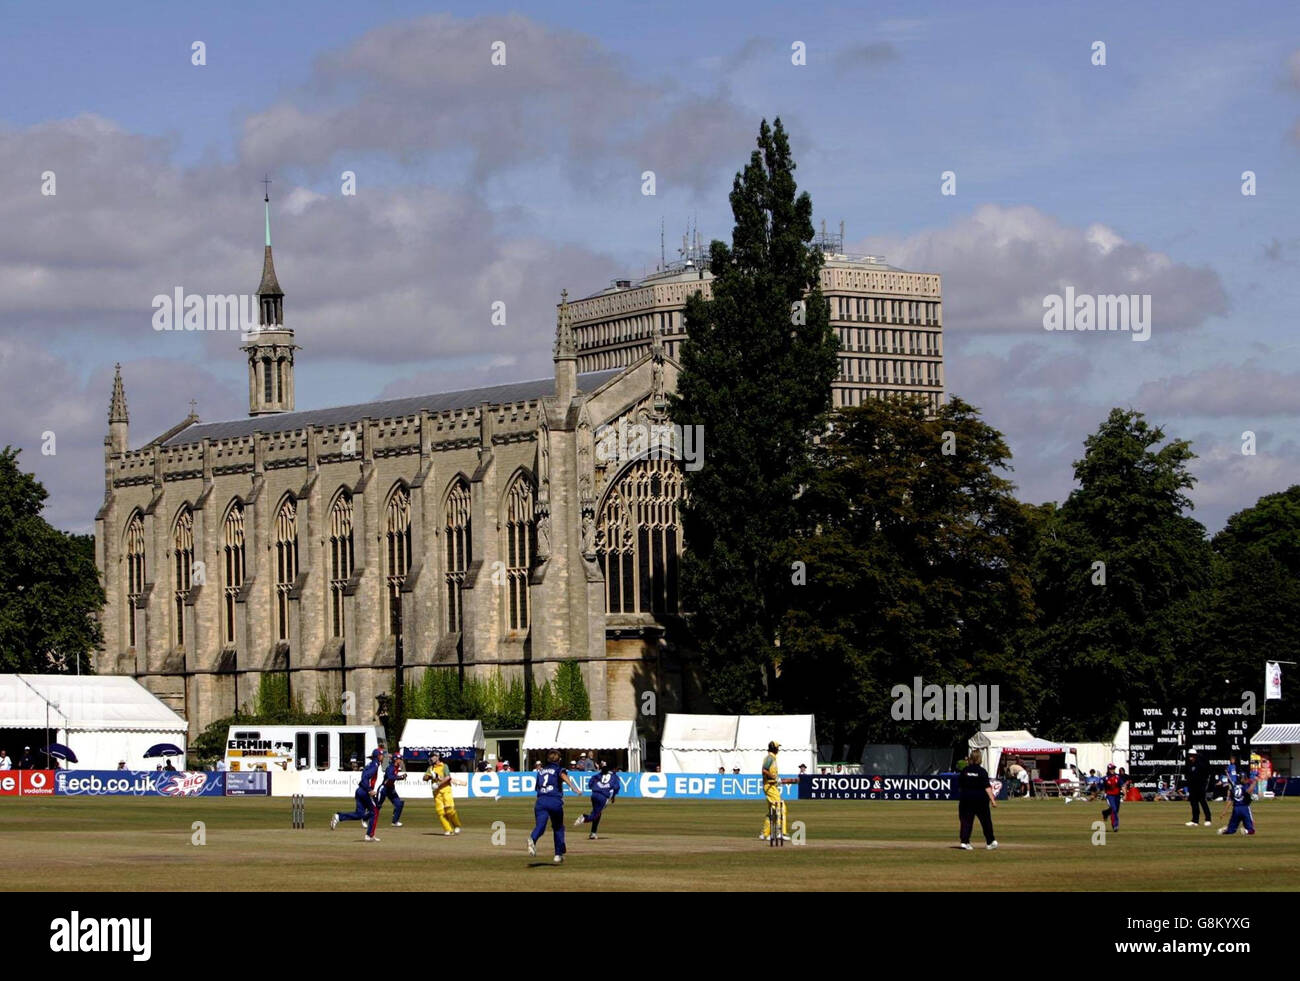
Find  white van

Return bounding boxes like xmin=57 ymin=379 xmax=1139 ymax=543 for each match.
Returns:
xmin=224 ymin=725 xmax=385 ymax=773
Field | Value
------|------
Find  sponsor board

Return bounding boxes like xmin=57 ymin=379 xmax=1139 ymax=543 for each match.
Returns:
xmin=20 ymin=769 xmax=56 ymax=795
xmin=224 ymin=771 xmax=271 ymax=796
xmin=54 ymin=771 xmax=226 ymax=797
xmin=0 ymin=772 xmax=19 ymax=796
xmin=801 ymin=774 xmax=957 ymax=800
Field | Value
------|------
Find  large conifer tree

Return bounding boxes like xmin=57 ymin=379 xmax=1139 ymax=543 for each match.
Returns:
xmin=669 ymin=119 xmax=839 ymax=711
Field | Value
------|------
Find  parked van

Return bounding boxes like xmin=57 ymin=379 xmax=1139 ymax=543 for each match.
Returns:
xmin=224 ymin=725 xmax=384 ymax=772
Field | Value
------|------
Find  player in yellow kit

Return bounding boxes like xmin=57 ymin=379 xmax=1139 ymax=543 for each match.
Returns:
xmin=422 ymin=751 xmax=462 ymax=836
xmin=759 ymin=741 xmax=797 ymax=841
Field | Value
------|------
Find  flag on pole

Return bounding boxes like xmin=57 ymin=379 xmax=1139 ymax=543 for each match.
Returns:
xmin=1265 ymin=661 xmax=1282 ymax=700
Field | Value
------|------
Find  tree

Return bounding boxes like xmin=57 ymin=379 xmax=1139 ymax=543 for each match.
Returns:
xmin=1023 ymin=409 xmax=1213 ymax=739
xmin=0 ymin=447 xmax=104 ymax=673
xmin=1182 ymin=486 xmax=1300 ymax=721
xmin=779 ymin=396 xmax=1036 ymax=757
xmin=669 ymin=118 xmax=840 ymax=712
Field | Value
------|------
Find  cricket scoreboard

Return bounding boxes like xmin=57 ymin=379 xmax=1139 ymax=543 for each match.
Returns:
xmin=1127 ymin=706 xmax=1251 ymax=791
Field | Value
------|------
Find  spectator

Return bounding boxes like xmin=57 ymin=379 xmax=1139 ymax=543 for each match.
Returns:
xmin=116 ymin=761 xmax=127 ymax=771
xmin=164 ymin=759 xmax=176 ymax=772
xmin=732 ymin=767 xmax=741 ymax=774
xmin=0 ymin=749 xmax=10 ymax=770
xmin=798 ymin=764 xmax=808 ymax=775
xmin=1007 ymin=758 xmax=1029 ymax=798
xmin=215 ymin=758 xmax=227 ymax=772
xmin=155 ymin=764 xmax=163 ymax=772
xmin=18 ymin=746 xmax=35 ymax=770
xmin=718 ymin=766 xmax=726 ymax=774
xmin=501 ymin=762 xmax=512 ymax=772
xmin=577 ymin=752 xmax=595 ymax=772
xmin=834 ymin=764 xmax=844 ymax=774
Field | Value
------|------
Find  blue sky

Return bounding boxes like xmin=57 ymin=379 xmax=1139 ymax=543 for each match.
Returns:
xmin=2 ymin=0 xmax=1299 ymax=532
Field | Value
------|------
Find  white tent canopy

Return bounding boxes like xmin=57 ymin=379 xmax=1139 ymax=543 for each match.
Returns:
xmin=399 ymin=719 xmax=485 ymax=753
xmin=522 ymin=720 xmax=643 ymax=772
xmin=660 ymin=713 xmax=817 ymax=776
xmin=0 ymin=674 xmax=188 ymax=770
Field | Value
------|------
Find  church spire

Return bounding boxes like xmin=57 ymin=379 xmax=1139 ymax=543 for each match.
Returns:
xmin=244 ymin=184 xmax=296 ymax=416
xmin=107 ymin=363 xmax=129 ymax=455
xmin=257 ymin=185 xmax=283 ymax=310
xmin=554 ymin=289 xmax=575 ymax=360
xmin=109 ymin=362 xmax=128 ymax=424
xmin=554 ymin=289 xmax=577 ymax=404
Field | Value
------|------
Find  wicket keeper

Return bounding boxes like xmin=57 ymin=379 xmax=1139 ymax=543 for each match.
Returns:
xmin=759 ymin=741 xmax=797 ymax=841
xmin=422 ymin=751 xmax=462 ymax=836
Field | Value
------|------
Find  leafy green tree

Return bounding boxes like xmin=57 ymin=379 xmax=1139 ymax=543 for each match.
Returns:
xmin=669 ymin=118 xmax=840 ymax=712
xmin=1179 ymin=486 xmax=1300 ymax=721
xmin=553 ymin=660 xmax=592 ymax=719
xmin=1023 ymin=409 xmax=1213 ymax=739
xmin=0 ymin=447 xmax=104 ymax=673
xmin=779 ymin=396 xmax=1036 ymax=757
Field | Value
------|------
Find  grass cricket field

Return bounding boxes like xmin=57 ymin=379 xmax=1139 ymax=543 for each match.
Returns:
xmin=2 ymin=796 xmax=1295 ymax=891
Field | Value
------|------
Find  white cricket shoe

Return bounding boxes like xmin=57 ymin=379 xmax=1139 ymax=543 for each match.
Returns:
xmin=959 ymin=843 xmax=974 ymax=850
xmin=330 ymin=814 xmax=339 ymax=830
xmin=528 ymin=838 xmax=536 ymax=856
xmin=987 ymin=841 xmax=999 ymax=850
xmin=589 ymin=833 xmax=598 ymax=840
xmin=443 ymin=831 xmax=454 ymax=836
xmin=364 ymin=834 xmax=381 ymax=842
xmin=553 ymin=854 xmax=564 ymax=864
xmin=1203 ymin=821 xmax=1212 ymax=826
xmin=453 ymin=827 xmax=461 ymax=835
xmin=1216 ymin=827 xmax=1228 ymax=835
xmin=574 ymin=814 xmax=585 ymax=826
xmin=759 ymin=833 xmax=769 ymax=841
xmin=1185 ymin=821 xmax=1198 ymax=827
xmin=392 ymin=822 xmax=403 ymax=827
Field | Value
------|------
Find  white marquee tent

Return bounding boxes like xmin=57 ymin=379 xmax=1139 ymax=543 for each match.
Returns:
xmin=0 ymin=674 xmax=188 ymax=770
xmin=660 ymin=713 xmax=817 ymax=775
xmin=970 ymin=727 xmax=1128 ymax=781
xmin=399 ymin=719 xmax=485 ymax=756
xmin=522 ymin=720 xmax=642 ymax=772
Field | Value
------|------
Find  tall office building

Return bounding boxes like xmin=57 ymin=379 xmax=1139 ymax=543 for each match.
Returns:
xmin=565 ymin=227 xmax=945 ymax=413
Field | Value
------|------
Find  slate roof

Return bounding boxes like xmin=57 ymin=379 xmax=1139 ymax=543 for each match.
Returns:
xmin=160 ymin=370 xmax=621 ymax=447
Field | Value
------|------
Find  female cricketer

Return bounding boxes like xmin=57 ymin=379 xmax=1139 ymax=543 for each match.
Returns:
xmin=331 ymin=747 xmax=383 ymax=841
xmin=574 ymin=762 xmax=619 ymax=839
xmin=1100 ymin=762 xmax=1123 ymax=832
xmin=378 ymin=746 xmax=406 ymax=827
xmin=760 ymin=741 xmax=798 ymax=841
xmin=422 ymin=751 xmax=462 ymax=835
xmin=1219 ymin=773 xmax=1257 ymax=836
xmin=956 ymin=749 xmax=998 ymax=850
xmin=530 ymin=750 xmax=581 ymax=863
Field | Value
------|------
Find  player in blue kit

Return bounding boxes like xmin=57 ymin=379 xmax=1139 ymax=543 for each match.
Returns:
xmin=529 ymin=750 xmax=582 ymax=863
xmin=330 ymin=747 xmax=383 ymax=841
xmin=377 ymin=746 xmax=406 ymax=827
xmin=1218 ymin=772 xmax=1257 ymax=836
xmin=573 ymin=761 xmax=619 ymax=839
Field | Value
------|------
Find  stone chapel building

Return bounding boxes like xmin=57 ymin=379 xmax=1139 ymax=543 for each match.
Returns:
xmin=95 ymin=201 xmax=691 ymax=738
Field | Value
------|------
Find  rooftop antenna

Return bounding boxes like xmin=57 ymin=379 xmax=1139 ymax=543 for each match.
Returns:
xmin=660 ymin=218 xmax=665 ymax=271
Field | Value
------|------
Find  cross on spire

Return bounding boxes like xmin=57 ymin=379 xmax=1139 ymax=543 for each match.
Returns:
xmin=261 ymin=175 xmax=272 ymax=202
